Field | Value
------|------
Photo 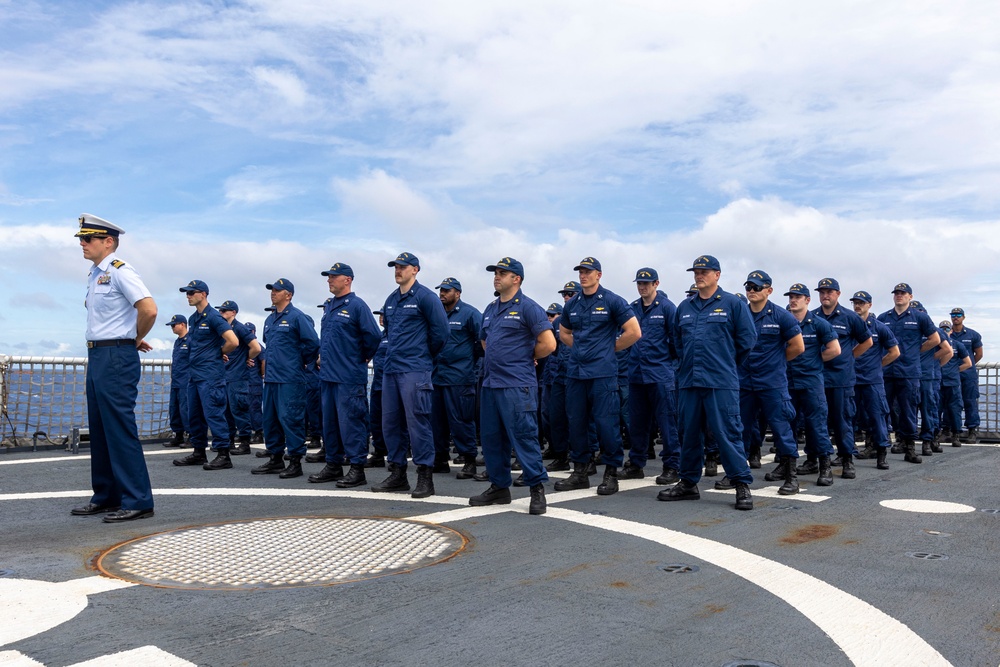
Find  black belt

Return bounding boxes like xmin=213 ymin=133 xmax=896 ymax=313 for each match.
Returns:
xmin=87 ymin=339 xmax=136 ymax=348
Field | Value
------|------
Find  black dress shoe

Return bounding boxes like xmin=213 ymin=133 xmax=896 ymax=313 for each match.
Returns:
xmin=71 ymin=503 xmax=121 ymax=516
xmin=103 ymin=508 xmax=154 ymax=523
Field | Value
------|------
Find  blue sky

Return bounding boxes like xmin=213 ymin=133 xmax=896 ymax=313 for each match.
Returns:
xmin=2 ymin=1 xmax=999 ymax=358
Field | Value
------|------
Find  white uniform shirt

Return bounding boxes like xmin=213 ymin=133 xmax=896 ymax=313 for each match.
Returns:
xmin=85 ymin=253 xmax=152 ymax=340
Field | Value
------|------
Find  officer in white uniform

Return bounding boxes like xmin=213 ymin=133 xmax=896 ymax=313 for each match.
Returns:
xmin=70 ymin=214 xmax=157 ymax=522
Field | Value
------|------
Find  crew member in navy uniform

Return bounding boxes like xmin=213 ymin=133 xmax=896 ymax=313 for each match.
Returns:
xmin=366 ymin=310 xmax=391 ymax=467
xmin=252 ymin=279 xmax=320 ymax=478
xmin=218 ymin=301 xmax=261 ymax=455
xmin=659 ymin=255 xmax=757 ymax=510
xmin=164 ymin=314 xmax=191 ymax=448
xmin=939 ymin=321 xmax=974 ymax=446
xmin=555 ymin=257 xmax=641 ymax=496
xmin=621 ymin=268 xmax=681 ymax=485
xmin=912 ymin=301 xmax=952 ymax=456
xmin=543 ymin=281 xmax=581 ymax=472
xmin=468 ymin=258 xmax=555 ymax=514
xmin=849 ymin=291 xmax=898 ymax=470
xmin=309 ymin=263 xmax=381 ymax=487
xmin=71 ymin=214 xmax=157 ymax=522
xmin=948 ymin=308 xmax=984 ymax=443
xmin=432 ymin=277 xmax=483 ymax=479
xmin=732 ymin=271 xmax=804 ymax=495
xmin=245 ymin=321 xmax=264 ymax=443
xmin=877 ymin=283 xmax=940 ymax=464
xmin=173 ymin=280 xmax=239 ymax=471
xmin=373 ymin=253 xmax=449 ymax=498
xmin=784 ymin=284 xmax=840 ymax=483
xmin=813 ymin=278 xmax=872 ymax=478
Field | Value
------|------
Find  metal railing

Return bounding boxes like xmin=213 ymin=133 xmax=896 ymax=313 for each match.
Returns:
xmin=1 ymin=355 xmax=997 ymax=448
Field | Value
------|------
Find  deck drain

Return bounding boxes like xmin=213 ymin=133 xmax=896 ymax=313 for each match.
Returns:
xmin=979 ymin=508 xmax=1000 ymax=514
xmin=722 ymin=662 xmax=782 ymax=667
xmin=0 ymin=569 xmax=16 ymax=578
xmin=584 ymin=510 xmax=608 ymax=515
xmin=661 ymin=564 xmax=699 ymax=573
xmin=906 ymin=552 xmax=949 ymax=561
xmin=922 ymin=529 xmax=951 ymax=537
xmin=97 ymin=517 xmax=466 ymax=590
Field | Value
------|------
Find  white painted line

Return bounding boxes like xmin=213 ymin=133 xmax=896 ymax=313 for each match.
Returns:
xmin=543 ymin=507 xmax=952 ymax=667
xmin=0 ymin=450 xmax=183 ymax=466
xmin=68 ymin=646 xmax=196 ymax=667
xmin=0 ymin=488 xmax=471 ymax=506
xmin=880 ymin=499 xmax=976 ymax=514
xmin=704 ymin=487 xmax=830 ymax=502
xmin=409 ymin=505 xmax=517 ymax=522
xmin=0 ymin=651 xmax=43 ymax=666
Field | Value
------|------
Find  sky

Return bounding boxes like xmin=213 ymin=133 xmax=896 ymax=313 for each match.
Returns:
xmin=2 ymin=0 xmax=999 ymax=359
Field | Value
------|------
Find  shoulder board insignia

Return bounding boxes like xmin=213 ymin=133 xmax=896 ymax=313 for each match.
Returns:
xmin=110 ymin=260 xmax=125 ymax=269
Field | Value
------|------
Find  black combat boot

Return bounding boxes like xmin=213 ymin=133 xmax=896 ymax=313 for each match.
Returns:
xmin=734 ymin=482 xmax=753 ymax=510
xmin=747 ymin=445 xmax=761 ymax=469
xmin=657 ymin=479 xmax=699 ymax=501
xmin=950 ymin=432 xmax=962 ymax=447
xmin=764 ymin=459 xmax=785 ymax=482
xmin=231 ymin=435 xmax=251 ymax=456
xmin=174 ymin=449 xmax=208 ymax=466
xmin=585 ymin=456 xmax=598 ymax=476
xmin=965 ymin=427 xmax=980 ymax=444
xmin=930 ymin=435 xmax=943 ymax=454
xmin=777 ymin=456 xmax=799 ymax=496
xmin=203 ymin=449 xmax=233 ymax=470
xmin=371 ymin=464 xmax=410 ymax=492
xmin=554 ymin=461 xmax=590 ymax=491
xmin=655 ymin=465 xmax=679 ymax=485
xmin=903 ymin=439 xmax=922 ymax=463
xmin=251 ymin=453 xmax=285 ymax=475
xmin=890 ymin=437 xmax=903 ymax=454
xmin=469 ymin=484 xmax=511 ymax=506
xmin=529 ymin=484 xmax=547 ymax=515
xmin=365 ymin=453 xmax=386 ymax=467
xmin=703 ymin=451 xmax=719 ymax=477
xmin=432 ymin=457 xmax=451 ymax=474
xmin=620 ymin=461 xmax=644 ymax=479
xmin=411 ymin=465 xmax=435 ymax=498
xmin=545 ymin=455 xmax=570 ymax=472
xmin=796 ymin=456 xmax=819 ymax=475
xmin=165 ymin=432 xmax=185 ymax=447
xmin=596 ymin=466 xmax=619 ymax=495
xmin=336 ymin=464 xmax=367 ymax=488
xmin=921 ymin=440 xmax=933 ymax=457
xmin=279 ymin=456 xmax=303 ymax=479
xmin=817 ymin=455 xmax=834 ymax=485
xmin=308 ymin=463 xmax=344 ymax=483
xmin=876 ymin=447 xmax=889 ymax=470
xmin=841 ymin=454 xmax=856 ymax=479
xmin=456 ymin=454 xmax=477 ymax=479
xmin=305 ymin=450 xmax=325 ymax=463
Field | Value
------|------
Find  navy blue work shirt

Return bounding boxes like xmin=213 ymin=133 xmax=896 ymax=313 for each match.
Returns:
xmin=942 ymin=337 xmax=970 ymax=387
xmin=371 ymin=333 xmax=388 ymax=392
xmin=877 ymin=307 xmax=937 ymax=379
xmin=551 ymin=314 xmax=572 ymax=383
xmin=170 ymin=335 xmax=190 ymax=388
xmin=787 ymin=313 xmax=837 ymax=390
xmin=919 ymin=326 xmax=949 ymax=381
xmin=480 ymin=289 xmax=552 ymax=389
xmin=672 ymin=287 xmax=757 ymax=390
xmin=262 ymin=304 xmax=320 ymax=384
xmin=813 ymin=303 xmax=871 ymax=388
xmin=950 ymin=326 xmax=983 ymax=378
xmin=434 ymin=299 xmax=483 ymax=386
xmin=740 ymin=301 xmax=802 ymax=391
xmin=320 ymin=292 xmax=381 ymax=385
xmin=561 ymin=285 xmax=635 ymax=380
xmin=224 ymin=320 xmax=257 ymax=383
xmin=187 ymin=304 xmax=233 ymax=383
xmin=382 ymin=281 xmax=449 ymax=374
xmin=628 ymin=290 xmax=677 ymax=384
xmin=855 ymin=314 xmax=898 ymax=385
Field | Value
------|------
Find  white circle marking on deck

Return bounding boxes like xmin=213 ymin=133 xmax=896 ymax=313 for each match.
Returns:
xmin=880 ymin=499 xmax=976 ymax=514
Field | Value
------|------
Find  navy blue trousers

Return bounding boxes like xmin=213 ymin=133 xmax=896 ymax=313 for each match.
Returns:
xmin=940 ymin=384 xmax=963 ymax=433
xmin=263 ymin=382 xmax=307 ymax=456
xmin=168 ymin=384 xmax=189 ymax=434
xmin=824 ymin=386 xmax=858 ymax=458
xmin=566 ymin=377 xmax=622 ymax=467
xmin=369 ymin=389 xmax=388 ymax=456
xmin=481 ymin=387 xmax=548 ymax=488
xmin=225 ymin=379 xmax=253 ymax=438
xmin=854 ymin=383 xmax=890 ymax=448
xmin=547 ymin=382 xmax=570 ymax=454
xmin=960 ymin=372 xmax=980 ymax=428
xmin=321 ymin=381 xmax=369 ymax=465
xmin=86 ymin=345 xmax=153 ymax=511
xmin=885 ymin=377 xmax=920 ymax=441
xmin=628 ymin=382 xmax=680 ymax=469
xmin=790 ymin=385 xmax=835 ymax=457
xmin=187 ymin=378 xmax=230 ymax=451
xmin=382 ymin=371 xmax=435 ymax=468
xmin=677 ymin=388 xmax=751 ymax=485
xmin=741 ymin=387 xmax=799 ymax=459
xmin=305 ymin=376 xmax=322 ymax=437
xmin=248 ymin=379 xmax=263 ymax=431
xmin=432 ymin=384 xmax=478 ymax=458
xmin=919 ymin=379 xmax=940 ymax=442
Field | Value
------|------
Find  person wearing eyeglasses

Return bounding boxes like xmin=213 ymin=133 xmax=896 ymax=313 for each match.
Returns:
xmin=173 ymin=280 xmax=239 ymax=471
xmin=947 ymin=308 xmax=984 ymax=443
xmin=876 ymin=283 xmax=940 ymax=464
xmin=71 ymin=214 xmax=158 ymax=523
xmin=812 ymin=278 xmax=872 ymax=479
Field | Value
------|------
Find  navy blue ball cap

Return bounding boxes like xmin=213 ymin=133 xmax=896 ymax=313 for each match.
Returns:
xmin=850 ymin=290 xmax=872 ymax=304
xmin=435 ymin=277 xmax=463 ymax=292
xmin=179 ymin=279 xmax=209 ymax=294
xmin=816 ymin=277 xmax=840 ymax=292
xmin=486 ymin=257 xmax=524 ymax=278
xmin=686 ymin=283 xmax=697 ymax=295
xmin=744 ymin=270 xmax=772 ymax=287
xmin=687 ymin=255 xmax=721 ymax=272
xmin=892 ymin=282 xmax=912 ymax=294
xmin=559 ymin=280 xmax=581 ymax=294
xmin=939 ymin=320 xmax=952 ymax=330
xmin=633 ymin=267 xmax=658 ymax=282
xmin=165 ymin=314 xmax=187 ymax=326
xmin=321 ymin=263 xmax=354 ymax=278
xmin=546 ymin=302 xmax=563 ymax=315
xmin=388 ymin=252 xmax=419 ymax=268
xmin=75 ymin=213 xmax=123 ymax=238
xmin=219 ymin=300 xmax=239 ymax=313
xmin=573 ymin=257 xmax=602 ymax=272
xmin=784 ymin=283 xmax=810 ymax=297
xmin=266 ymin=278 xmax=294 ymax=294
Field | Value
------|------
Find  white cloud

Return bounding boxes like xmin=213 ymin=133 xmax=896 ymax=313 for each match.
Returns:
xmin=252 ymin=66 xmax=309 ymax=108
xmin=332 ymin=169 xmax=445 ymax=235
xmin=224 ymin=167 xmax=301 ymax=205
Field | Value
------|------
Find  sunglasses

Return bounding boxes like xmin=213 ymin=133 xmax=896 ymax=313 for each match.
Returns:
xmin=81 ymin=235 xmax=108 ymax=243
xmin=744 ymin=284 xmax=768 ymax=292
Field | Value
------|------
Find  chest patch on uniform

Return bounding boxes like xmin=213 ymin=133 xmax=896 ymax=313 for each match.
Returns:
xmin=97 ymin=274 xmax=112 ymax=285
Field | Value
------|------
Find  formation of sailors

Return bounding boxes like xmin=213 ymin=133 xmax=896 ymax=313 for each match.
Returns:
xmin=160 ymin=251 xmax=987 ymax=516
